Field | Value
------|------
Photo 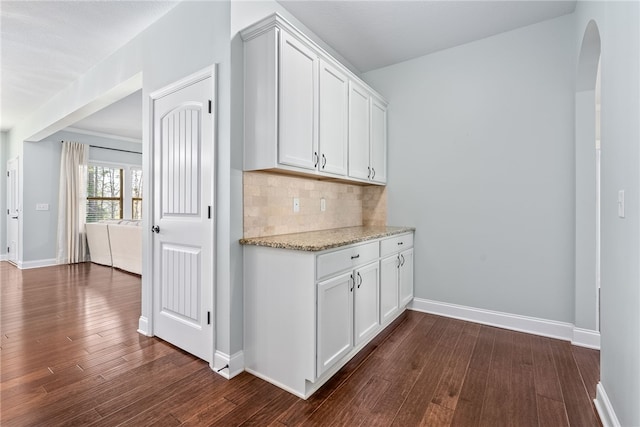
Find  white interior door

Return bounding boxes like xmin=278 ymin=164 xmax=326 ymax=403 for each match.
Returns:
xmin=6 ymin=157 xmax=19 ymax=265
xmin=151 ymin=72 xmax=214 ymax=362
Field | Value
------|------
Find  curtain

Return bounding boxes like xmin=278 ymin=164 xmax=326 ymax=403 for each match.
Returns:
xmin=56 ymin=141 xmax=88 ymax=264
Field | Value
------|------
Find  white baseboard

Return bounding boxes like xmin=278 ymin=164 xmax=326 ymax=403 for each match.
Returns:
xmin=595 ymin=382 xmax=621 ymax=427
xmin=410 ymin=298 xmax=577 ymax=341
xmin=410 ymin=298 xmax=600 ymax=349
xmin=213 ymin=350 xmax=244 ymax=379
xmin=572 ymin=327 xmax=601 ymax=349
xmin=18 ymin=258 xmax=57 ymax=269
xmin=0 ymin=254 xmax=7 ymax=261
xmin=137 ymin=316 xmax=152 ymax=336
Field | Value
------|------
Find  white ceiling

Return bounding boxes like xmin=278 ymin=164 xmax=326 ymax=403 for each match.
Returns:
xmin=68 ymin=90 xmax=143 ymax=141
xmin=1 ymin=1 xmax=577 ymax=140
xmin=277 ymin=1 xmax=577 ymax=73
xmin=0 ymin=0 xmax=179 ymax=133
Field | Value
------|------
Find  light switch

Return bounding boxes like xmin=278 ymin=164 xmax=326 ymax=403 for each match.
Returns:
xmin=618 ymin=190 xmax=625 ymax=218
xmin=293 ymin=197 xmax=300 ymax=213
xmin=36 ymin=203 xmax=49 ymax=211
xmin=320 ymin=198 xmax=326 ymax=212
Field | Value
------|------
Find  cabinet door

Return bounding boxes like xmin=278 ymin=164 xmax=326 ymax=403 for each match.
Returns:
xmin=370 ymin=96 xmax=387 ymax=184
xmin=354 ymin=262 xmax=380 ymax=346
xmin=317 ymin=272 xmax=353 ymax=377
xmin=279 ymin=31 xmax=318 ymax=170
xmin=399 ymin=248 xmax=414 ymax=307
xmin=380 ymin=255 xmax=399 ymax=325
xmin=348 ymin=81 xmax=371 ymax=180
xmin=319 ymin=60 xmax=348 ymax=176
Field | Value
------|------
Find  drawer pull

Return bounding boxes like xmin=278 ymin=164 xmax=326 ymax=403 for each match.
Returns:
xmin=397 ymin=242 xmax=403 ymax=246
xmin=351 ymin=254 xmax=360 ymax=260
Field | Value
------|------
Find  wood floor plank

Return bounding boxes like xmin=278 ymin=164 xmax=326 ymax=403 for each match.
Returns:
xmin=430 ymin=322 xmax=479 ymax=410
xmin=572 ymin=345 xmax=600 ymax=400
xmin=550 ymin=339 xmax=601 ymax=427
xmin=0 ymin=262 xmax=602 ymax=427
xmin=537 ymin=394 xmax=570 ymax=427
xmin=391 ymin=319 xmax=465 ymax=426
xmin=421 ymin=402 xmax=455 ymax=427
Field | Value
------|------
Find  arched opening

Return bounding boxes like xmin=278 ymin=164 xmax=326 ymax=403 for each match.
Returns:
xmin=574 ymin=20 xmax=601 ymax=345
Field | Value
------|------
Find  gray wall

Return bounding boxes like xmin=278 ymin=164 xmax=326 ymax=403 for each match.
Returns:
xmin=575 ymin=2 xmax=640 ymax=425
xmin=22 ymin=140 xmax=60 ymax=262
xmin=20 ymin=131 xmax=142 ymax=263
xmin=363 ymin=14 xmax=577 ymax=323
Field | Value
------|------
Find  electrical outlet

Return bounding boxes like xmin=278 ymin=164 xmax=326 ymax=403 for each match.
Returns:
xmin=293 ymin=198 xmax=300 ymax=213
xmin=320 ymin=198 xmax=326 ymax=212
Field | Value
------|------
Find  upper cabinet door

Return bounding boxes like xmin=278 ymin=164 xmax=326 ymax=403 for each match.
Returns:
xmin=279 ymin=31 xmax=318 ymax=170
xmin=348 ymin=81 xmax=371 ymax=180
xmin=318 ymin=60 xmax=348 ymax=177
xmin=370 ymin=96 xmax=387 ymax=184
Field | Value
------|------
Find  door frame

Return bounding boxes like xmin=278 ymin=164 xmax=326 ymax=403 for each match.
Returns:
xmin=6 ymin=156 xmax=20 ymax=265
xmin=139 ymin=65 xmax=217 ymax=365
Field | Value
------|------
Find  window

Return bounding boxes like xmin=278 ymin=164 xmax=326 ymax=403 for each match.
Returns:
xmin=87 ymin=165 xmax=123 ymax=223
xmin=86 ymin=164 xmax=143 ymax=223
xmin=131 ymin=168 xmax=143 ymax=220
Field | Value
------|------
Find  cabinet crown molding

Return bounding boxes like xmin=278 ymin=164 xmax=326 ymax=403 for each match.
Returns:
xmin=240 ymin=13 xmax=387 ymax=104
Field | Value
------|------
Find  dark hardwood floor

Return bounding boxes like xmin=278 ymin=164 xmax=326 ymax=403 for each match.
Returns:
xmin=1 ymin=262 xmax=601 ymax=426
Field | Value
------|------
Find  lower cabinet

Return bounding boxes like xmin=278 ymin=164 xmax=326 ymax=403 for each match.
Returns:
xmin=354 ymin=262 xmax=380 ymax=345
xmin=380 ymin=255 xmax=400 ymax=325
xmin=244 ymin=232 xmax=413 ymax=399
xmin=380 ymin=235 xmax=414 ymax=326
xmin=317 ymin=272 xmax=353 ymax=377
xmin=399 ymin=248 xmax=414 ymax=307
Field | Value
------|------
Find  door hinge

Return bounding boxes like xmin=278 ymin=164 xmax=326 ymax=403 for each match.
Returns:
xmin=207 ymin=311 xmax=211 ymax=325
xmin=208 ymin=206 xmax=212 ymax=219
xmin=208 ymin=100 xmax=212 ymax=114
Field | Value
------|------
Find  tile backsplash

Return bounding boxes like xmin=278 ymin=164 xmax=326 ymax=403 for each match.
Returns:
xmin=243 ymin=171 xmax=387 ymax=238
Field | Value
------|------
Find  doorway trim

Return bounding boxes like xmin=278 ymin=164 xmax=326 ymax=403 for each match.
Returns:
xmin=574 ymin=19 xmax=601 ymax=345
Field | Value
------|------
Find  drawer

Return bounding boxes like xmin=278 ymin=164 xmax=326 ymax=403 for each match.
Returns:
xmin=380 ymin=233 xmax=414 ymax=257
xmin=317 ymin=241 xmax=379 ymax=280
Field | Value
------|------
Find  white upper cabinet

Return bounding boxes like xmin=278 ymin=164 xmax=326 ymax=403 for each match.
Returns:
xmin=348 ymin=85 xmax=388 ymax=184
xmin=278 ymin=31 xmax=318 ymax=170
xmin=348 ymin=81 xmax=371 ymax=181
xmin=370 ymin=96 xmax=388 ymax=184
xmin=241 ymin=14 xmax=387 ymax=185
xmin=318 ymin=60 xmax=348 ymax=176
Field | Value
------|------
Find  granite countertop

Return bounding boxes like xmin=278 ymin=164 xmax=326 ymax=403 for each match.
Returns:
xmin=239 ymin=226 xmax=415 ymax=252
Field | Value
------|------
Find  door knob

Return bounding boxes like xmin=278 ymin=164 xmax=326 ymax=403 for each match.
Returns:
xmin=151 ymin=225 xmax=160 ymax=233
